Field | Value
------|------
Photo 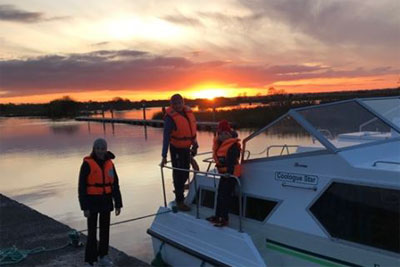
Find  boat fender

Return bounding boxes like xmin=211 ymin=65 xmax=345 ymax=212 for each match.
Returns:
xmin=151 ymin=242 xmax=167 ymax=266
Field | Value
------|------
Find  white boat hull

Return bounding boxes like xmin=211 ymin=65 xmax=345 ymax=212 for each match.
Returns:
xmin=148 ymin=207 xmax=266 ymax=267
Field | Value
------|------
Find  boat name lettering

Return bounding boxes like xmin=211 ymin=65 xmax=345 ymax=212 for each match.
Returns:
xmin=275 ymin=172 xmax=318 ymax=185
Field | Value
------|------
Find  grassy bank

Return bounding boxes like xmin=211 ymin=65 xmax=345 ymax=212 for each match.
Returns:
xmin=1 ymin=88 xmax=399 ymax=121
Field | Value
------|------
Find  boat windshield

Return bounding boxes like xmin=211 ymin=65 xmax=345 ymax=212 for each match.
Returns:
xmin=360 ymin=97 xmax=400 ymax=128
xmin=244 ymin=114 xmax=328 ymax=160
xmin=244 ymin=98 xmax=400 ymax=161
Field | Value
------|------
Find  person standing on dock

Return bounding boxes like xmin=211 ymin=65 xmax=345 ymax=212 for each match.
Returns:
xmin=208 ymin=120 xmax=241 ymax=227
xmin=78 ymin=138 xmax=123 ymax=266
xmin=161 ymin=94 xmax=198 ymax=211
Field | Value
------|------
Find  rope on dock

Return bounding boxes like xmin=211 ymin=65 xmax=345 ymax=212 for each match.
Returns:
xmin=0 ymin=236 xmax=73 ymax=266
xmin=78 ymin=209 xmax=174 ymax=233
xmin=0 ymin=209 xmax=174 ymax=265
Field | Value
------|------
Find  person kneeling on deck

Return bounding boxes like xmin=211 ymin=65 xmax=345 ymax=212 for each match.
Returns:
xmin=78 ymin=138 xmax=123 ymax=266
xmin=207 ymin=120 xmax=241 ymax=227
xmin=161 ymin=94 xmax=198 ymax=211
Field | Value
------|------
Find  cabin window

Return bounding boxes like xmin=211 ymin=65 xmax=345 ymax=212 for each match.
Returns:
xmin=245 ymin=197 xmax=277 ymax=221
xmin=200 ymin=189 xmax=215 ymax=209
xmin=310 ymin=182 xmax=400 ymax=253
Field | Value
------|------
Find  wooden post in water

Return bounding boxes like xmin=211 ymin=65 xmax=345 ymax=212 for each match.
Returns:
xmin=111 ymin=108 xmax=115 ymax=135
xmin=141 ymin=100 xmax=147 ymax=121
xmin=212 ymin=102 xmax=216 ymax=122
xmin=142 ymin=100 xmax=148 ymax=140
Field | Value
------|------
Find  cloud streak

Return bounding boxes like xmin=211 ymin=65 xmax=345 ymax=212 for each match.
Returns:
xmin=0 ymin=4 xmax=68 ymax=23
xmin=0 ymin=49 xmax=396 ymax=98
xmin=162 ymin=13 xmax=203 ymax=27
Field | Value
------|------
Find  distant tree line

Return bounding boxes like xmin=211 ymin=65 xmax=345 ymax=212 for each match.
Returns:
xmin=0 ymin=88 xmax=399 ymax=119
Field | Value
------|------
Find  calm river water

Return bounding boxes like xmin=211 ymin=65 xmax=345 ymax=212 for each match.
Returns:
xmin=0 ymin=115 xmax=255 ymax=263
xmin=0 ymin=109 xmax=317 ymax=263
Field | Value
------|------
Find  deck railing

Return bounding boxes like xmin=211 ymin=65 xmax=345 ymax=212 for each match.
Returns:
xmin=160 ymin=152 xmax=244 ymax=232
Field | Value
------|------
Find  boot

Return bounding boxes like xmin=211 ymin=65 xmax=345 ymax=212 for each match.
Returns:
xmin=176 ymin=201 xmax=191 ymax=211
xmin=213 ymin=217 xmax=229 ymax=227
xmin=206 ymin=216 xmax=218 ymax=223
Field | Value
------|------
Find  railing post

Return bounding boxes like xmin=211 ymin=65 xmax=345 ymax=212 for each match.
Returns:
xmin=235 ymin=176 xmax=243 ymax=233
xmin=160 ymin=166 xmax=167 ymax=207
xmin=194 ymin=173 xmax=199 ymax=219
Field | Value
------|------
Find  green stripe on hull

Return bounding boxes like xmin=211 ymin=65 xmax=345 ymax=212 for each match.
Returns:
xmin=266 ymin=243 xmax=347 ymax=267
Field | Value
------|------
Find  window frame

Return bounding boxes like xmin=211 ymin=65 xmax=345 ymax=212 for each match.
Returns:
xmin=307 ymin=179 xmax=400 ymax=256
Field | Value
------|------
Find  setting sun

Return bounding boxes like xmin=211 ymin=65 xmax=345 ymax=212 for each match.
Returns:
xmin=191 ymin=89 xmax=225 ymax=100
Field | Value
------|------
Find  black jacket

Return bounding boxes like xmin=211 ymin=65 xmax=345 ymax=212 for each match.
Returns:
xmin=226 ymin=143 xmax=240 ymax=175
xmin=78 ymin=151 xmax=123 ymax=212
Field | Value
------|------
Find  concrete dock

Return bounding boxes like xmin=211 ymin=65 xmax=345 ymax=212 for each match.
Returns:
xmin=0 ymin=194 xmax=148 ymax=266
xmin=75 ymin=117 xmax=224 ymax=130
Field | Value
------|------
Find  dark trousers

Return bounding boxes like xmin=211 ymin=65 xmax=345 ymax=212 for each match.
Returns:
xmin=215 ymin=176 xmax=236 ymax=220
xmin=170 ymin=144 xmax=190 ymax=202
xmin=85 ymin=211 xmax=111 ymax=264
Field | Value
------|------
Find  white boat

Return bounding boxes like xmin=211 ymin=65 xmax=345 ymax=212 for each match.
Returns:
xmin=148 ymin=96 xmax=400 ymax=266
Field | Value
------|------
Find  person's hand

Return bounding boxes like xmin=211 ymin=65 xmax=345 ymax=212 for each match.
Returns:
xmin=190 ymin=148 xmax=197 ymax=157
xmin=83 ymin=210 xmax=90 ymax=218
xmin=191 ymin=142 xmax=199 ymax=157
xmin=115 ymin=208 xmax=121 ymax=216
xmin=160 ymin=157 xmax=167 ymax=167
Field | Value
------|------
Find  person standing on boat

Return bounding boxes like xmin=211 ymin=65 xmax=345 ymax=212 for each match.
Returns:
xmin=208 ymin=120 xmax=241 ymax=227
xmin=78 ymin=138 xmax=123 ymax=266
xmin=161 ymin=94 xmax=198 ymax=211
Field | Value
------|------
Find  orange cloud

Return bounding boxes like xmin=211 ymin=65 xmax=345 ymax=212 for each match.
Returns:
xmin=1 ymin=50 xmax=398 ymax=103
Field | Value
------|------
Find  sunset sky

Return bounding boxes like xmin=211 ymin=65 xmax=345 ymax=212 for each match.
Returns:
xmin=0 ymin=0 xmax=399 ymax=103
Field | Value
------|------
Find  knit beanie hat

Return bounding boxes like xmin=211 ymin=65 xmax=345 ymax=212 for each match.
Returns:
xmin=93 ymin=138 xmax=107 ymax=149
xmin=217 ymin=120 xmax=231 ymax=133
xmin=170 ymin=94 xmax=184 ymax=104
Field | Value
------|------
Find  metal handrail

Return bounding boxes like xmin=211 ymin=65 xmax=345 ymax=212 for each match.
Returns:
xmin=266 ymin=145 xmax=299 ymax=157
xmin=373 ymin=160 xmax=400 ymax=167
xmin=202 ymin=156 xmax=217 ymax=187
xmin=160 ymin=157 xmax=244 ymax=232
xmin=317 ymin=129 xmax=334 ymax=139
xmin=243 ymin=150 xmax=251 ymax=160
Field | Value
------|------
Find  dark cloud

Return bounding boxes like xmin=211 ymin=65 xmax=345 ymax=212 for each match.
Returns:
xmin=162 ymin=13 xmax=203 ymax=27
xmin=238 ymin=0 xmax=400 ymax=46
xmin=0 ymin=49 xmax=396 ymax=98
xmin=0 ymin=4 xmax=68 ymax=23
xmin=92 ymin=41 xmax=110 ymax=47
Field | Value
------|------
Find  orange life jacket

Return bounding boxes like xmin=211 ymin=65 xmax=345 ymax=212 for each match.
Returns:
xmin=214 ymin=138 xmax=241 ymax=177
xmin=84 ymin=156 xmax=115 ymax=195
xmin=165 ymin=105 xmax=197 ymax=148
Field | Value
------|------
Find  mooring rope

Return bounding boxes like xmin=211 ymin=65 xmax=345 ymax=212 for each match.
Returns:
xmin=0 ymin=209 xmax=174 ymax=265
